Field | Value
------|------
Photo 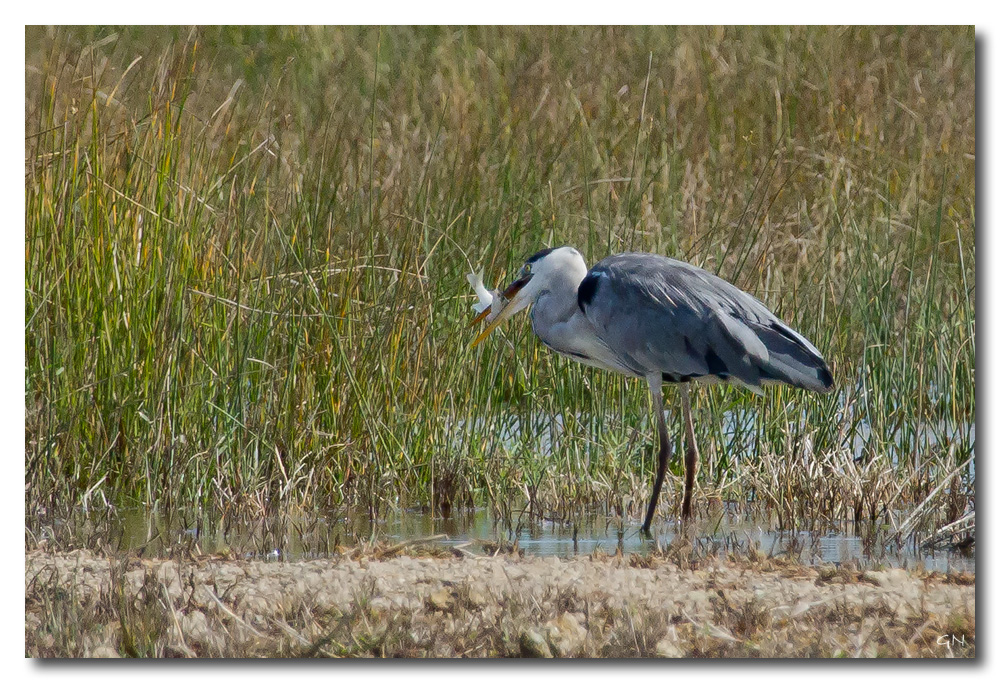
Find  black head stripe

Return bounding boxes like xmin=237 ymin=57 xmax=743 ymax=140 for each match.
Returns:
xmin=525 ymin=247 xmax=557 ymax=264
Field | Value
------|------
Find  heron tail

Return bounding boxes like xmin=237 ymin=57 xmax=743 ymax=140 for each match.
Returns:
xmin=754 ymin=320 xmax=834 ymax=394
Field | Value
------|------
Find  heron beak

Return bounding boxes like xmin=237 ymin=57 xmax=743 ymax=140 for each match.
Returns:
xmin=470 ymin=275 xmax=531 ymax=348
xmin=469 ymin=307 xmax=491 ymax=328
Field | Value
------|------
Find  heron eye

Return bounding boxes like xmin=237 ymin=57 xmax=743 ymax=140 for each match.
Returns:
xmin=522 ymin=264 xmax=531 ymax=276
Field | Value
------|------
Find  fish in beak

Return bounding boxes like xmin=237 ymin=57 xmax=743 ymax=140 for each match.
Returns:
xmin=470 ymin=274 xmax=533 ymax=347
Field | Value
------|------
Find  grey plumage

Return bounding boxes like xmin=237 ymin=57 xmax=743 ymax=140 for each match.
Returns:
xmin=577 ymin=252 xmax=834 ymax=394
xmin=471 ymin=245 xmax=833 ymax=531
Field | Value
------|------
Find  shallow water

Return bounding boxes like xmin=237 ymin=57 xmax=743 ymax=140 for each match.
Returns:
xmin=31 ymin=505 xmax=974 ymax=574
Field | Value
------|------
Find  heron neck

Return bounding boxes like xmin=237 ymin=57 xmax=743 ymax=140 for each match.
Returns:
xmin=530 ymin=265 xmax=588 ymax=327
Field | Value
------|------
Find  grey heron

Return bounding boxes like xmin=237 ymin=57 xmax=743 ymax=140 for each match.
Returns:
xmin=471 ymin=246 xmax=834 ymax=533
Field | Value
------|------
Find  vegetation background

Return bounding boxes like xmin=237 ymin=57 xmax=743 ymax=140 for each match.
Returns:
xmin=25 ymin=26 xmax=975 ymax=539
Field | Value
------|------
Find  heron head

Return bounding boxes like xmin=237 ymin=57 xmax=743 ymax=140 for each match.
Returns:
xmin=470 ymin=246 xmax=585 ymax=347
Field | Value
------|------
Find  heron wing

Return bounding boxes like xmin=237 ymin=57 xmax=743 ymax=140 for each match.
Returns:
xmin=578 ymin=253 xmax=833 ymax=393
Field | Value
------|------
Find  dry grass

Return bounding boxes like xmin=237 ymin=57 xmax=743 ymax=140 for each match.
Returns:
xmin=25 ymin=546 xmax=974 ymax=658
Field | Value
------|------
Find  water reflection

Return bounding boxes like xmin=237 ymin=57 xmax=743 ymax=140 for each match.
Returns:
xmin=30 ymin=505 xmax=974 ymax=574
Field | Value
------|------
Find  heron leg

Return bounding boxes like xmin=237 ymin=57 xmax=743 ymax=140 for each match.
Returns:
xmin=641 ymin=374 xmax=671 ymax=535
xmin=680 ymin=384 xmax=699 ymax=520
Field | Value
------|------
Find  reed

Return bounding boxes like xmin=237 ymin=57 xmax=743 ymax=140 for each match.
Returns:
xmin=25 ymin=26 xmax=975 ymax=535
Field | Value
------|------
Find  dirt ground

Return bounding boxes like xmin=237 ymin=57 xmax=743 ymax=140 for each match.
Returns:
xmin=25 ymin=547 xmax=975 ymax=658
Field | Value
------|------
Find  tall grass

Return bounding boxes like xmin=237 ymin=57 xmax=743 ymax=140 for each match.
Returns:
xmin=25 ymin=26 xmax=975 ymax=534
